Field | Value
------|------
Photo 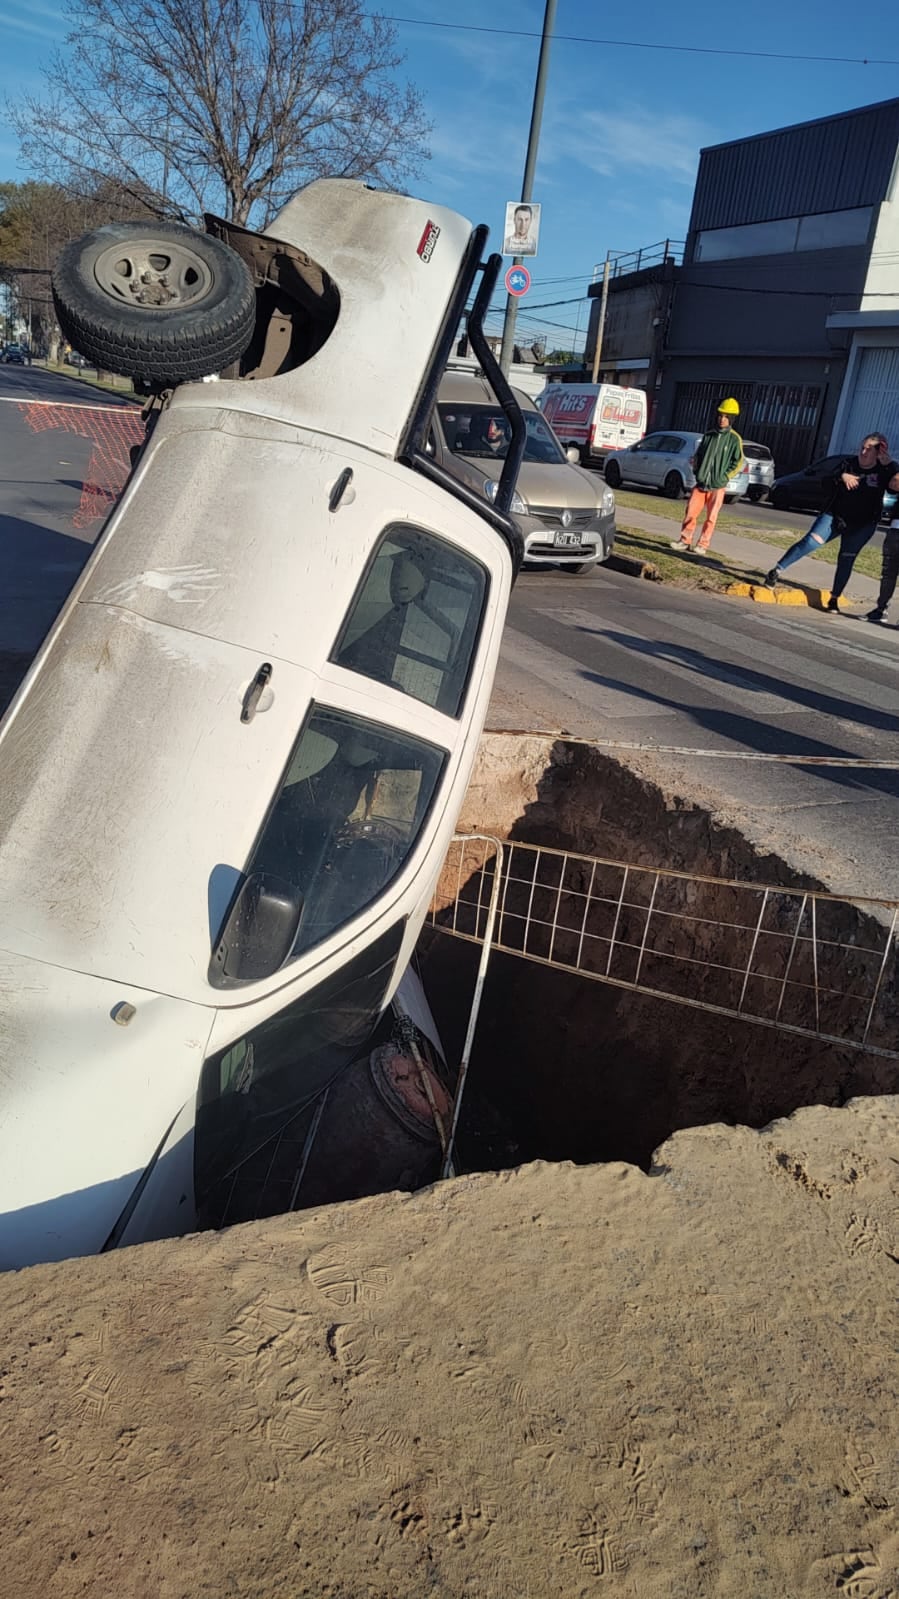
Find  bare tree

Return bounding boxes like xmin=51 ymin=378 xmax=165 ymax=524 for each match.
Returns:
xmin=8 ymin=0 xmax=431 ymax=227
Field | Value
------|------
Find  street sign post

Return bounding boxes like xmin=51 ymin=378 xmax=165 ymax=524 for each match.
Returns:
xmin=504 ymin=264 xmax=531 ymax=298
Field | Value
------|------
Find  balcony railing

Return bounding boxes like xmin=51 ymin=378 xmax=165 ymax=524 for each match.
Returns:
xmin=592 ymin=240 xmax=684 ymax=281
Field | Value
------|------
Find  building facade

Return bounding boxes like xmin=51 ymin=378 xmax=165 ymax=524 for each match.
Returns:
xmin=583 ymin=245 xmax=682 ymax=410
xmin=655 ymin=99 xmax=899 ymax=473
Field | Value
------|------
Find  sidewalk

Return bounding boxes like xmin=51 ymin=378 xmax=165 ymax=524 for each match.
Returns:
xmin=619 ymin=503 xmax=882 ymax=608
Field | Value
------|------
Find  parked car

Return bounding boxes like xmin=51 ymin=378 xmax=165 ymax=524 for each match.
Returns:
xmin=768 ymin=455 xmax=846 ymax=513
xmin=0 ymin=179 xmax=527 ymax=1270
xmin=741 ymin=440 xmax=775 ymax=502
xmin=770 ymin=454 xmax=897 ymax=520
xmin=65 ymin=350 xmax=89 ymax=368
xmin=537 ymin=382 xmax=647 ymax=465
xmin=434 ymin=371 xmax=616 ymax=575
xmin=0 ymin=344 xmax=26 ymax=364
xmin=603 ymin=430 xmax=750 ymax=504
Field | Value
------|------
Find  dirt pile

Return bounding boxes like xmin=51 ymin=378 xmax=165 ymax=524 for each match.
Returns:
xmin=2 ymin=1097 xmax=899 ymax=1598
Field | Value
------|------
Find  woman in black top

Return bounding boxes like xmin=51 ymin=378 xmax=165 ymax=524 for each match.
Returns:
xmin=766 ymin=434 xmax=899 ymax=612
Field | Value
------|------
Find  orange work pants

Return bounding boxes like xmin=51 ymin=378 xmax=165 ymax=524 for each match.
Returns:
xmin=680 ymin=487 xmax=726 ymax=549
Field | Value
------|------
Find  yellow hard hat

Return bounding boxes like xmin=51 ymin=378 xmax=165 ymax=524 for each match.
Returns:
xmin=718 ymin=397 xmax=740 ymax=416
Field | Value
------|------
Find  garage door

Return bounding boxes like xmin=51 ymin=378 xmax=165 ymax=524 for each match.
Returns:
xmin=836 ymin=346 xmax=899 ymax=453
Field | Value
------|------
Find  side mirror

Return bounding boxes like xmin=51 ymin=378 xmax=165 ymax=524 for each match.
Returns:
xmin=565 ymin=447 xmax=581 ymax=465
xmin=209 ymin=872 xmax=304 ymax=986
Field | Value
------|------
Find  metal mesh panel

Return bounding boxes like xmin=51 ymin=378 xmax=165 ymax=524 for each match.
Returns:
xmin=429 ymin=836 xmax=899 ymax=1060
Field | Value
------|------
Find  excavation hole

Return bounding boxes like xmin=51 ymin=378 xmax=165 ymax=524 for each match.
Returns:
xmin=418 ymin=733 xmax=899 ymax=1176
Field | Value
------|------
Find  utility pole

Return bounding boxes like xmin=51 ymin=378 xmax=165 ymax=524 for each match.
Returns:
xmin=590 ymin=252 xmax=611 ymax=384
xmin=499 ymin=0 xmax=557 ymax=376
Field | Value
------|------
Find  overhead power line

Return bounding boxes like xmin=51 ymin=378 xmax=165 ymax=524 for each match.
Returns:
xmin=386 ymin=14 xmax=899 ymax=67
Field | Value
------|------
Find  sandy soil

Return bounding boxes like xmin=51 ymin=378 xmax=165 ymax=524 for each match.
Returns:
xmin=2 ymin=1096 xmax=899 ymax=1598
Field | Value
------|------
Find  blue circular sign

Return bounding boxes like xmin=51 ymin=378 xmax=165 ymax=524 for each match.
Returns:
xmin=505 ymin=264 xmax=531 ymax=297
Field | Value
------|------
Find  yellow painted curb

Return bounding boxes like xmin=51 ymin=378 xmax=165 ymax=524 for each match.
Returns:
xmin=725 ymin=581 xmax=832 ymax=609
xmin=726 ymin=581 xmax=774 ymax=603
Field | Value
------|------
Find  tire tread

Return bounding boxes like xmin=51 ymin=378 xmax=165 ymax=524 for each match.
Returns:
xmin=52 ymin=223 xmax=255 ymax=385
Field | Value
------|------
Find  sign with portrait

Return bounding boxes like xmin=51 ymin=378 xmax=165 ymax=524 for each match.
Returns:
xmin=503 ymin=201 xmax=541 ymax=257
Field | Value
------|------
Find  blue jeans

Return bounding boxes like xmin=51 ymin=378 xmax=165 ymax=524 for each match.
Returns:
xmin=776 ymin=511 xmax=879 ymax=599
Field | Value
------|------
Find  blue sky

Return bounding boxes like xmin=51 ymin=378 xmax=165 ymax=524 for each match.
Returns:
xmin=1 ymin=0 xmax=897 ymax=351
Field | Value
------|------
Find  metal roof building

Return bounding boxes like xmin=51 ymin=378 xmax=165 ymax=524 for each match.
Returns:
xmin=656 ymin=99 xmax=899 ymax=473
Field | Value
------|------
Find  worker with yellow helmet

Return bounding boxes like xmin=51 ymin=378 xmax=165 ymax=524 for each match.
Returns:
xmin=671 ymin=398 xmax=743 ymax=554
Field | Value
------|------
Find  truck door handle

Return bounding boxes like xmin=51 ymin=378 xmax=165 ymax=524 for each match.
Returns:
xmin=241 ymin=662 xmax=273 ymax=723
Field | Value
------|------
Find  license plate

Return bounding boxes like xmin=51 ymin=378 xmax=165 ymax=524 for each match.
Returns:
xmin=554 ymin=530 xmax=580 ymax=547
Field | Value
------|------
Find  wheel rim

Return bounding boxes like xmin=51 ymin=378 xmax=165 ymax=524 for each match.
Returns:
xmin=93 ymin=236 xmax=215 ymax=310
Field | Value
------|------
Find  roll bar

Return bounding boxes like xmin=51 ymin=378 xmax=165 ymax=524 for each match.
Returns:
xmin=399 ymin=228 xmax=526 ymax=575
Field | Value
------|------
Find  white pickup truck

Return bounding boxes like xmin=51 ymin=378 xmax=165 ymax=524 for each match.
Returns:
xmin=0 ymin=180 xmax=526 ymax=1268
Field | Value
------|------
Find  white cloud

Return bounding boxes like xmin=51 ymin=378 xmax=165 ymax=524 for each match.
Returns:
xmin=0 ymin=8 xmax=62 ymax=38
xmin=428 ymin=117 xmax=525 ymax=177
xmin=547 ymin=106 xmax=706 ymax=187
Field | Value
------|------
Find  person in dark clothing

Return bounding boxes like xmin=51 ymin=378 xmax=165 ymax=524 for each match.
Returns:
xmin=867 ymin=510 xmax=899 ymax=623
xmin=766 ymin=434 xmax=899 ymax=612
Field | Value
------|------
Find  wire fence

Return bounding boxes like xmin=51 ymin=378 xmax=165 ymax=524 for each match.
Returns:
xmin=428 ymin=835 xmax=899 ymax=1060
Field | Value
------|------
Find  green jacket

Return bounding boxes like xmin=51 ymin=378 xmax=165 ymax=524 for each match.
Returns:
xmin=693 ymin=427 xmax=743 ymax=490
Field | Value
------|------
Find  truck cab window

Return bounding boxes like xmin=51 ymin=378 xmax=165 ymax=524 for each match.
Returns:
xmin=332 ymin=525 xmax=487 ymax=717
xmin=249 ymin=706 xmax=445 ymax=958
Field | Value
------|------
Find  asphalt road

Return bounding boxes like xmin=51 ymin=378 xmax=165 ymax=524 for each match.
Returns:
xmin=490 ymin=563 xmax=899 ymax=901
xmin=0 ymin=364 xmax=138 ymax=660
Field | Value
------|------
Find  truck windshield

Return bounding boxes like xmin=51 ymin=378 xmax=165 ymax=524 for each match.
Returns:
xmin=438 ymin=404 xmax=566 ymax=465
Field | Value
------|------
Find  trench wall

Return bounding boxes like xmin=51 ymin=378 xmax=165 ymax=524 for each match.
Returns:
xmin=420 ymin=734 xmax=899 ymax=1172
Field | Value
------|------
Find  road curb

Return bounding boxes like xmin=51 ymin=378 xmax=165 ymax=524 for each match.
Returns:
xmin=725 ymin=580 xmax=820 ymax=607
xmin=724 ymin=580 xmax=867 ymax=612
xmin=607 ymin=552 xmax=662 ymax=582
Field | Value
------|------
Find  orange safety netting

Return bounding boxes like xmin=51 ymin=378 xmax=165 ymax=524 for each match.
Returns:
xmin=17 ymin=401 xmax=145 ymax=530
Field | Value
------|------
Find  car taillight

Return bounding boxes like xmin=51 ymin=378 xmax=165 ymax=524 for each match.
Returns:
xmin=589 ymin=424 xmax=596 ymax=444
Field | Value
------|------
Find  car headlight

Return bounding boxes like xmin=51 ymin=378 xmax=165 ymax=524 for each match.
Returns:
xmin=484 ymin=478 xmax=527 ymax=514
xmin=601 ymin=486 xmax=615 ymax=515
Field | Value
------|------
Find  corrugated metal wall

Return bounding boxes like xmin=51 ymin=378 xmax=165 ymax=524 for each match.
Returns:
xmin=835 ymin=347 xmax=899 ymax=453
xmin=672 ymin=380 xmax=825 ymax=474
xmin=690 ymin=100 xmax=899 ymax=233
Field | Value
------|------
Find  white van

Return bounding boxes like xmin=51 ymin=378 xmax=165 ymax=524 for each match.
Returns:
xmin=538 ymin=383 xmax=647 ymax=465
xmin=0 ymin=180 xmax=526 ymax=1270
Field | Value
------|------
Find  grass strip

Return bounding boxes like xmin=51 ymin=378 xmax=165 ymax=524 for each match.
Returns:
xmin=611 ymin=488 xmax=762 ymax=533
xmin=613 ymin=490 xmax=883 ymax=580
xmin=615 ymin=528 xmax=752 ymax=592
xmin=39 ymin=362 xmax=140 ymax=401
